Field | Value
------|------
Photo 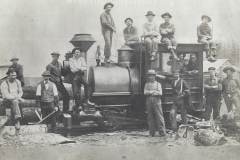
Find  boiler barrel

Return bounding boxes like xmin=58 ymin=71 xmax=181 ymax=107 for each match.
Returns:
xmin=88 ymin=66 xmax=139 ymax=95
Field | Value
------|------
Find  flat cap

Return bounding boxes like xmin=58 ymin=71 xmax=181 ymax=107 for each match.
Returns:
xmin=125 ymin=17 xmax=133 ymax=23
xmin=208 ymin=67 xmax=216 ymax=71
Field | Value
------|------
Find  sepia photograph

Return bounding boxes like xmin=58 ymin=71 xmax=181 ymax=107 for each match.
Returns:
xmin=0 ymin=0 xmax=240 ymax=159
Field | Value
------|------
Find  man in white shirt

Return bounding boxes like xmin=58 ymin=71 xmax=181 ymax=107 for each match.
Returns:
xmin=144 ymin=70 xmax=166 ymax=137
xmin=143 ymin=11 xmax=160 ymax=61
xmin=69 ymin=47 xmax=94 ymax=109
xmin=36 ymin=71 xmax=59 ymax=133
xmin=0 ymin=69 xmax=24 ymax=135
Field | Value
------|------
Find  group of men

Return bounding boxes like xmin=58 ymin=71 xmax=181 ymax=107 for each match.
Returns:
xmin=100 ymin=2 xmax=217 ymax=63
xmin=0 ymin=47 xmax=92 ymax=135
xmin=144 ymin=65 xmax=240 ymax=137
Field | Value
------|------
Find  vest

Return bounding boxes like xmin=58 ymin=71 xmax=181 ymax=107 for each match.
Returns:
xmin=40 ymin=81 xmax=54 ymax=103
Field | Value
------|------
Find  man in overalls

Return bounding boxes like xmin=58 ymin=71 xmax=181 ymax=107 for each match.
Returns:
xmin=144 ymin=70 xmax=166 ymax=137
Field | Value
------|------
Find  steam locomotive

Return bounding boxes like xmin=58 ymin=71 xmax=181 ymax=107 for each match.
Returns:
xmin=63 ymin=34 xmax=204 ymax=130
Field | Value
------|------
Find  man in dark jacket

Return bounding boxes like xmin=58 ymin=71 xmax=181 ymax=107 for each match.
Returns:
xmin=197 ymin=15 xmax=217 ymax=62
xmin=157 ymin=70 xmax=190 ymax=132
xmin=46 ymin=52 xmax=70 ymax=113
xmin=100 ymin=2 xmax=116 ymax=63
xmin=7 ymin=57 xmax=25 ymax=86
xmin=204 ymin=67 xmax=222 ymax=120
xmin=123 ymin=17 xmax=139 ymax=45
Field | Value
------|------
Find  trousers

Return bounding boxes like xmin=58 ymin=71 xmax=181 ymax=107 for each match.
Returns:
xmin=3 ymin=99 xmax=22 ymax=120
xmin=144 ymin=37 xmax=159 ymax=54
xmin=170 ymin=95 xmax=187 ymax=130
xmin=102 ymin=29 xmax=113 ymax=59
xmin=54 ymin=82 xmax=69 ymax=113
xmin=205 ymin=92 xmax=221 ymax=120
xmin=223 ymin=92 xmax=240 ymax=112
xmin=40 ymin=102 xmax=56 ymax=128
xmin=146 ymin=97 xmax=166 ymax=135
xmin=198 ymin=37 xmax=217 ymax=50
xmin=161 ymin=37 xmax=177 ymax=49
xmin=71 ymin=72 xmax=89 ymax=107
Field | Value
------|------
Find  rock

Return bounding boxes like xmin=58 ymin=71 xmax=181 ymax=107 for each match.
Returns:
xmin=194 ymin=129 xmax=227 ymax=146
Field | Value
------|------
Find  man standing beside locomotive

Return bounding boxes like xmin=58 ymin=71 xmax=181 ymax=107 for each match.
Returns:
xmin=46 ymin=52 xmax=70 ymax=113
xmin=36 ymin=71 xmax=59 ymax=133
xmin=197 ymin=15 xmax=217 ymax=62
xmin=157 ymin=70 xmax=190 ymax=133
xmin=222 ymin=66 xmax=240 ymax=112
xmin=100 ymin=2 xmax=116 ymax=63
xmin=69 ymin=47 xmax=94 ymax=110
xmin=204 ymin=67 xmax=222 ymax=121
xmin=7 ymin=57 xmax=25 ymax=87
xmin=159 ymin=12 xmax=178 ymax=60
xmin=123 ymin=17 xmax=139 ymax=45
xmin=144 ymin=70 xmax=166 ymax=137
xmin=143 ymin=11 xmax=160 ymax=61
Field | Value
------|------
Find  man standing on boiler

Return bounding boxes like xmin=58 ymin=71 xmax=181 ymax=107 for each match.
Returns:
xmin=100 ymin=2 xmax=116 ymax=63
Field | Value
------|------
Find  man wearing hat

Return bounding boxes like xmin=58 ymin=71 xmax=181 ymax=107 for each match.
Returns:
xmin=7 ymin=57 xmax=25 ymax=86
xmin=36 ymin=71 xmax=59 ymax=133
xmin=100 ymin=2 xmax=116 ymax=63
xmin=143 ymin=11 xmax=160 ymax=61
xmin=144 ymin=70 xmax=166 ymax=137
xmin=222 ymin=66 xmax=240 ymax=112
xmin=46 ymin=51 xmax=70 ymax=113
xmin=69 ymin=47 xmax=95 ymax=109
xmin=123 ymin=17 xmax=139 ymax=45
xmin=204 ymin=67 xmax=222 ymax=120
xmin=197 ymin=15 xmax=217 ymax=62
xmin=159 ymin=12 xmax=178 ymax=60
xmin=157 ymin=70 xmax=190 ymax=133
xmin=0 ymin=69 xmax=24 ymax=136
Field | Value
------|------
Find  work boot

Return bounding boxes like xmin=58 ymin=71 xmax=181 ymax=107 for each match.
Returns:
xmin=150 ymin=55 xmax=156 ymax=61
xmin=104 ymin=58 xmax=111 ymax=63
xmin=84 ymin=98 xmax=95 ymax=106
xmin=15 ymin=119 xmax=21 ymax=136
xmin=207 ymin=55 xmax=216 ymax=62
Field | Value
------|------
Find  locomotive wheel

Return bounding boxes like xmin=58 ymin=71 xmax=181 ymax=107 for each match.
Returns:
xmin=96 ymin=107 xmax=122 ymax=132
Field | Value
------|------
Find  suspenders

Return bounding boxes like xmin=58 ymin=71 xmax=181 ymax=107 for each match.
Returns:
xmin=6 ymin=80 xmax=20 ymax=94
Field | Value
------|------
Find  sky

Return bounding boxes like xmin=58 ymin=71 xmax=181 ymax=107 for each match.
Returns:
xmin=0 ymin=0 xmax=239 ymax=76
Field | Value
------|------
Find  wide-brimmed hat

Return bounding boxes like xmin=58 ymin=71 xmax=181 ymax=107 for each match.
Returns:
xmin=208 ymin=67 xmax=216 ymax=71
xmin=146 ymin=70 xmax=157 ymax=75
xmin=6 ymin=67 xmax=16 ymax=75
xmin=145 ymin=11 xmax=155 ymax=16
xmin=201 ymin=15 xmax=211 ymax=22
xmin=125 ymin=17 xmax=133 ymax=23
xmin=223 ymin=66 xmax=235 ymax=73
xmin=72 ymin=47 xmax=82 ymax=54
xmin=104 ymin=2 xmax=114 ymax=9
xmin=42 ymin=71 xmax=51 ymax=77
xmin=10 ymin=57 xmax=19 ymax=61
xmin=51 ymin=51 xmax=60 ymax=56
xmin=161 ymin=12 xmax=172 ymax=18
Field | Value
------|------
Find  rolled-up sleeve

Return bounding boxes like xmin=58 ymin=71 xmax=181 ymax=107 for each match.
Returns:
xmin=52 ymin=83 xmax=58 ymax=96
xmin=36 ymin=84 xmax=41 ymax=96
